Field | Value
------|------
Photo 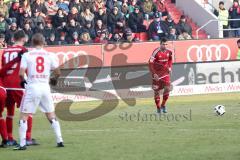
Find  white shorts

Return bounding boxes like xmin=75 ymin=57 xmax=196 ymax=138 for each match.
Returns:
xmin=20 ymin=83 xmax=54 ymax=114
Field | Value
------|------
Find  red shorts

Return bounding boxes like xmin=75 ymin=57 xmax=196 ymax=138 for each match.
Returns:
xmin=6 ymin=90 xmax=23 ymax=108
xmin=0 ymin=87 xmax=6 ymax=116
xmin=152 ymin=75 xmax=171 ymax=92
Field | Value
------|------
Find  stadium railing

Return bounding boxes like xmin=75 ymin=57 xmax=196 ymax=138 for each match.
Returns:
xmin=196 ymin=19 xmax=240 ymax=39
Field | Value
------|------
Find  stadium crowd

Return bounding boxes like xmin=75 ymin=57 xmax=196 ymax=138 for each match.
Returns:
xmin=0 ymin=0 xmax=194 ymax=47
xmin=0 ymin=0 xmax=239 ymax=47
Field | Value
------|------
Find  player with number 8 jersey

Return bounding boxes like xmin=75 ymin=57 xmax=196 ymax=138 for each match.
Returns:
xmin=14 ymin=33 xmax=64 ymax=150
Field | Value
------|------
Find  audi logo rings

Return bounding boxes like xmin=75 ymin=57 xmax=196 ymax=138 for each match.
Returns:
xmin=187 ymin=44 xmax=231 ymax=62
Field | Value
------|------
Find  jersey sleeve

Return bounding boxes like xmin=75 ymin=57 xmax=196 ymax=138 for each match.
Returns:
xmin=50 ymin=53 xmax=59 ymax=70
xmin=20 ymin=53 xmax=28 ymax=69
xmin=21 ymin=47 xmax=28 ymax=54
xmin=148 ymin=48 xmax=159 ymax=74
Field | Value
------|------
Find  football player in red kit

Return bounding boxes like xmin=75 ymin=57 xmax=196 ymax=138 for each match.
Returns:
xmin=0 ymin=54 xmax=24 ymax=147
xmin=1 ymin=30 xmax=38 ymax=146
xmin=149 ymin=38 xmax=173 ymax=113
xmin=0 ymin=78 xmax=7 ymax=147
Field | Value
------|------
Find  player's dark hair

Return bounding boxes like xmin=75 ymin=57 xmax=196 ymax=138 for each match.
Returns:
xmin=14 ymin=30 xmax=26 ymax=41
xmin=31 ymin=33 xmax=45 ymax=46
xmin=160 ymin=37 xmax=168 ymax=44
xmin=237 ymin=39 xmax=240 ymax=44
xmin=219 ymin=1 xmax=224 ymax=5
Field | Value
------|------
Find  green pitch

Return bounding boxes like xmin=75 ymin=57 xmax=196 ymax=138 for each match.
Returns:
xmin=1 ymin=93 xmax=240 ymax=160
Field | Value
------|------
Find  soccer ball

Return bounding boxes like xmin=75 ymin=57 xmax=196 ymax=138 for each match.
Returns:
xmin=214 ymin=105 xmax=226 ymax=116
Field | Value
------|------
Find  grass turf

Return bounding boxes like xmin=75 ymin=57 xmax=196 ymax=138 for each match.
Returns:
xmin=1 ymin=93 xmax=240 ymax=160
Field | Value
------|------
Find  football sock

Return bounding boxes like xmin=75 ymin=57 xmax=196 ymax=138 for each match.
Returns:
xmin=161 ymin=94 xmax=169 ymax=107
xmin=50 ymin=119 xmax=63 ymax=143
xmin=26 ymin=115 xmax=33 ymax=141
xmin=0 ymin=118 xmax=8 ymax=141
xmin=6 ymin=116 xmax=13 ymax=141
xmin=19 ymin=120 xmax=27 ymax=147
xmin=154 ymin=96 xmax=160 ymax=109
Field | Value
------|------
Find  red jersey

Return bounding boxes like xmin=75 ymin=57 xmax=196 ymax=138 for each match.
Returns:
xmin=2 ymin=45 xmax=27 ymax=88
xmin=149 ymin=47 xmax=173 ymax=77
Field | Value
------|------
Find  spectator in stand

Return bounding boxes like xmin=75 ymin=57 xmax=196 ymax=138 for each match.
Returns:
xmin=128 ymin=6 xmax=146 ymax=33
xmin=123 ymin=28 xmax=139 ymax=42
xmin=141 ymin=0 xmax=155 ymax=20
xmin=9 ymin=0 xmax=21 ymax=23
xmin=128 ymin=0 xmax=137 ymax=14
xmin=58 ymin=32 xmax=68 ymax=45
xmin=115 ymin=16 xmax=126 ymax=33
xmin=45 ymin=0 xmax=59 ymax=17
xmin=47 ymin=33 xmax=58 ymax=45
xmin=0 ymin=33 xmax=6 ymax=48
xmin=56 ymin=21 xmax=68 ymax=36
xmin=164 ymin=14 xmax=175 ymax=32
xmin=66 ymin=18 xmax=83 ymax=40
xmin=214 ymin=1 xmax=229 ymax=38
xmin=53 ymin=8 xmax=67 ymax=28
xmin=18 ymin=6 xmax=25 ymax=24
xmin=31 ymin=0 xmax=47 ymax=18
xmin=0 ymin=13 xmax=8 ymax=34
xmin=167 ymin=27 xmax=177 ymax=40
xmin=110 ymin=32 xmax=123 ymax=42
xmin=83 ymin=0 xmax=95 ymax=12
xmin=106 ymin=0 xmax=114 ymax=14
xmin=94 ymin=7 xmax=107 ymax=25
xmin=95 ymin=19 xmax=108 ymax=37
xmin=107 ymin=6 xmax=123 ymax=33
xmin=44 ymin=21 xmax=56 ymax=40
xmin=19 ymin=11 xmax=33 ymax=28
xmin=178 ymin=29 xmax=192 ymax=40
xmin=154 ymin=0 xmax=168 ymax=16
xmin=229 ymin=0 xmax=240 ymax=37
xmin=121 ymin=0 xmax=129 ymax=18
xmin=34 ymin=22 xmax=45 ymax=34
xmin=0 ymin=0 xmax=9 ymax=18
xmin=106 ymin=0 xmax=121 ymax=13
xmin=5 ymin=22 xmax=18 ymax=45
xmin=69 ymin=0 xmax=83 ymax=13
xmin=57 ymin=0 xmax=69 ymax=14
xmin=31 ymin=9 xmax=45 ymax=28
xmin=81 ymin=7 xmax=95 ymax=26
xmin=81 ymin=31 xmax=93 ymax=44
xmin=148 ymin=12 xmax=168 ymax=40
xmin=176 ymin=15 xmax=192 ymax=36
xmin=21 ymin=0 xmax=31 ymax=16
xmin=113 ymin=0 xmax=122 ymax=10
xmin=94 ymin=0 xmax=105 ymax=12
xmin=69 ymin=31 xmax=81 ymax=45
xmin=68 ymin=6 xmax=81 ymax=23
xmin=83 ymin=20 xmax=96 ymax=39
xmin=94 ymin=31 xmax=108 ymax=43
xmin=23 ymin=22 xmax=33 ymax=42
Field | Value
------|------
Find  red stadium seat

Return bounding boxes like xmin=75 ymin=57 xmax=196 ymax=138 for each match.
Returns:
xmin=139 ymin=32 xmax=148 ymax=41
